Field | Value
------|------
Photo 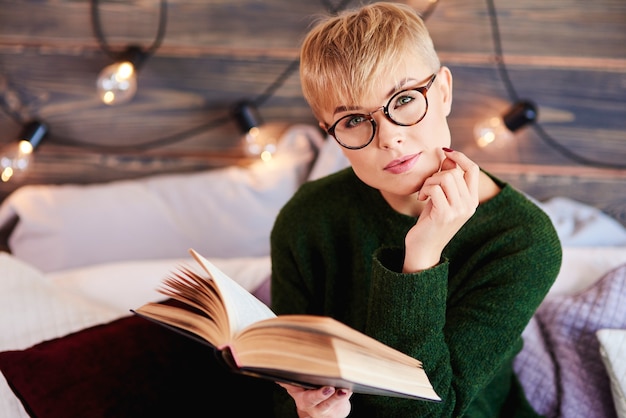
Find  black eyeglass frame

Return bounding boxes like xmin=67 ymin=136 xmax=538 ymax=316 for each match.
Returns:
xmin=327 ymin=73 xmax=437 ymax=150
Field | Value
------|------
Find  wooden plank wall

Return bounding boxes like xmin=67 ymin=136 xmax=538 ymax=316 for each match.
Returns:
xmin=0 ymin=0 xmax=625 ymax=224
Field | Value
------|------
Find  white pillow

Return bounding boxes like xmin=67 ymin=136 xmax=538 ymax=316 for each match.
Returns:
xmin=597 ymin=329 xmax=626 ymax=418
xmin=537 ymin=196 xmax=626 ymax=247
xmin=0 ymin=252 xmax=121 ymax=352
xmin=548 ymin=246 xmax=626 ymax=297
xmin=45 ymin=255 xmax=271 ymax=313
xmin=0 ymin=252 xmax=119 ymax=418
xmin=0 ymin=125 xmax=323 ymax=273
xmin=0 ymin=251 xmax=271 ymax=350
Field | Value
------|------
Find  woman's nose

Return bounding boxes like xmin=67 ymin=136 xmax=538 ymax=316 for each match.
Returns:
xmin=373 ymin=111 xmax=403 ymax=149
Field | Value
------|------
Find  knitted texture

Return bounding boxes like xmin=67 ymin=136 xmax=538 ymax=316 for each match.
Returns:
xmin=270 ymin=168 xmax=562 ymax=417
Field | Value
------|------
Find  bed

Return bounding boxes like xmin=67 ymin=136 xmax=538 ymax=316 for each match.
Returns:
xmin=0 ymin=124 xmax=624 ymax=418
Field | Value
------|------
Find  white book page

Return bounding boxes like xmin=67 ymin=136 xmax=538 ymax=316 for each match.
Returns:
xmin=190 ymin=249 xmax=276 ymax=334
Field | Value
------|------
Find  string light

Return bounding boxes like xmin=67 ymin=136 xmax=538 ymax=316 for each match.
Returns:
xmin=233 ymin=101 xmax=276 ymax=160
xmin=91 ymin=0 xmax=167 ymax=105
xmin=0 ymin=121 xmax=47 ymax=182
xmin=0 ymin=1 xmax=440 ymax=162
xmin=96 ymin=46 xmax=145 ymax=105
xmin=474 ymin=100 xmax=537 ymax=148
xmin=484 ymin=0 xmax=626 ymax=169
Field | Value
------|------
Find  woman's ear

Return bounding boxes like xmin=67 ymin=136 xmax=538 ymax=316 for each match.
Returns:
xmin=438 ymin=66 xmax=453 ymax=117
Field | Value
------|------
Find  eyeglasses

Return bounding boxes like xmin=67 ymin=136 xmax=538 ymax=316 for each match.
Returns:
xmin=327 ymin=73 xmax=437 ymax=150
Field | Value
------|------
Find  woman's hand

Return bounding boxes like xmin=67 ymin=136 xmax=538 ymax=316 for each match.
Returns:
xmin=277 ymin=383 xmax=353 ymax=418
xmin=403 ymin=148 xmax=479 ymax=272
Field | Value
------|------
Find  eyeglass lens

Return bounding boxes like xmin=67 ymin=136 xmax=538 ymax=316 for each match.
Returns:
xmin=332 ymin=89 xmax=428 ymax=149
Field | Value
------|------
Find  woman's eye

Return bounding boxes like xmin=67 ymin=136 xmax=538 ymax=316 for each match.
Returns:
xmin=343 ymin=115 xmax=367 ymax=129
xmin=394 ymin=93 xmax=415 ymax=108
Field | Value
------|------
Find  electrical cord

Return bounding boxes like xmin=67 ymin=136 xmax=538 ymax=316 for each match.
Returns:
xmin=2 ymin=0 xmax=441 ymax=153
xmin=420 ymin=0 xmax=439 ymax=20
xmin=485 ymin=0 xmax=626 ymax=169
xmin=71 ymin=0 xmax=355 ymax=152
xmin=252 ymin=0 xmax=357 ymax=108
xmin=91 ymin=0 xmax=168 ymax=61
xmin=33 ymin=0 xmax=361 ymax=151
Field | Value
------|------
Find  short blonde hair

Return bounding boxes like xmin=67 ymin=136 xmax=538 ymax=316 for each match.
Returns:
xmin=300 ymin=2 xmax=440 ymax=122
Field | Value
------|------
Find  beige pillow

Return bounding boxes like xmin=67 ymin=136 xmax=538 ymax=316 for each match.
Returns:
xmin=597 ymin=329 xmax=626 ymax=418
xmin=0 ymin=125 xmax=321 ymax=273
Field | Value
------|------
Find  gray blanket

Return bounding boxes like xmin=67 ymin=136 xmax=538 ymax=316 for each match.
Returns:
xmin=514 ymin=263 xmax=626 ymax=418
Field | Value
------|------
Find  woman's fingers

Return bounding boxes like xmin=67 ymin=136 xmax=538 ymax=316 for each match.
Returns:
xmin=277 ymin=384 xmax=352 ymax=418
xmin=422 ymin=149 xmax=478 ymax=203
xmin=441 ymin=148 xmax=479 ymax=199
xmin=417 ymin=149 xmax=479 ymax=225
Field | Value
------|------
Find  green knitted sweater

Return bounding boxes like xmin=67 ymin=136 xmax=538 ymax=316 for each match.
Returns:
xmin=269 ymin=167 xmax=561 ymax=417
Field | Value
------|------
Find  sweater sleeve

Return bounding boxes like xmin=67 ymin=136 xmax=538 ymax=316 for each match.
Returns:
xmin=360 ymin=192 xmax=562 ymax=417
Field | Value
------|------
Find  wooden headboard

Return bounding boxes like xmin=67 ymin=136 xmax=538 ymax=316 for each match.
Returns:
xmin=1 ymin=0 xmax=625 ymax=224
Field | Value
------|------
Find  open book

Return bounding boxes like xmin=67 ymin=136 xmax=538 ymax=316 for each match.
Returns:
xmin=132 ymin=249 xmax=441 ymax=402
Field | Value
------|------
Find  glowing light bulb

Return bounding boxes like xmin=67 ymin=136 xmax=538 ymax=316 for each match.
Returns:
xmin=260 ymin=149 xmax=274 ymax=162
xmin=474 ymin=101 xmax=538 ymax=148
xmin=0 ymin=121 xmax=48 ymax=182
xmin=233 ymin=101 xmax=275 ymax=160
xmin=96 ymin=61 xmax=137 ymax=105
xmin=474 ymin=116 xmax=514 ymax=148
xmin=244 ymin=127 xmax=277 ymax=161
xmin=1 ymin=140 xmax=34 ymax=182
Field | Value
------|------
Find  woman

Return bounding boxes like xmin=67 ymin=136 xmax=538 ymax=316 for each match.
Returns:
xmin=270 ymin=3 xmax=561 ymax=417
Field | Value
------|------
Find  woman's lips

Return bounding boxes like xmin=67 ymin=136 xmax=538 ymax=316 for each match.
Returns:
xmin=384 ymin=154 xmax=420 ymax=174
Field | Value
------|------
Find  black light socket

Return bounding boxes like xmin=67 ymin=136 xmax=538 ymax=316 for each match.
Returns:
xmin=233 ymin=102 xmax=262 ymax=134
xmin=19 ymin=121 xmax=48 ymax=149
xmin=503 ymin=100 xmax=538 ymax=132
xmin=119 ymin=45 xmax=147 ymax=71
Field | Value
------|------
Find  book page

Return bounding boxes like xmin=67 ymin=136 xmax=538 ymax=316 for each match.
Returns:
xmin=231 ymin=317 xmax=441 ymax=401
xmin=190 ymin=249 xmax=276 ymax=335
xmin=245 ymin=315 xmax=422 ymax=366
